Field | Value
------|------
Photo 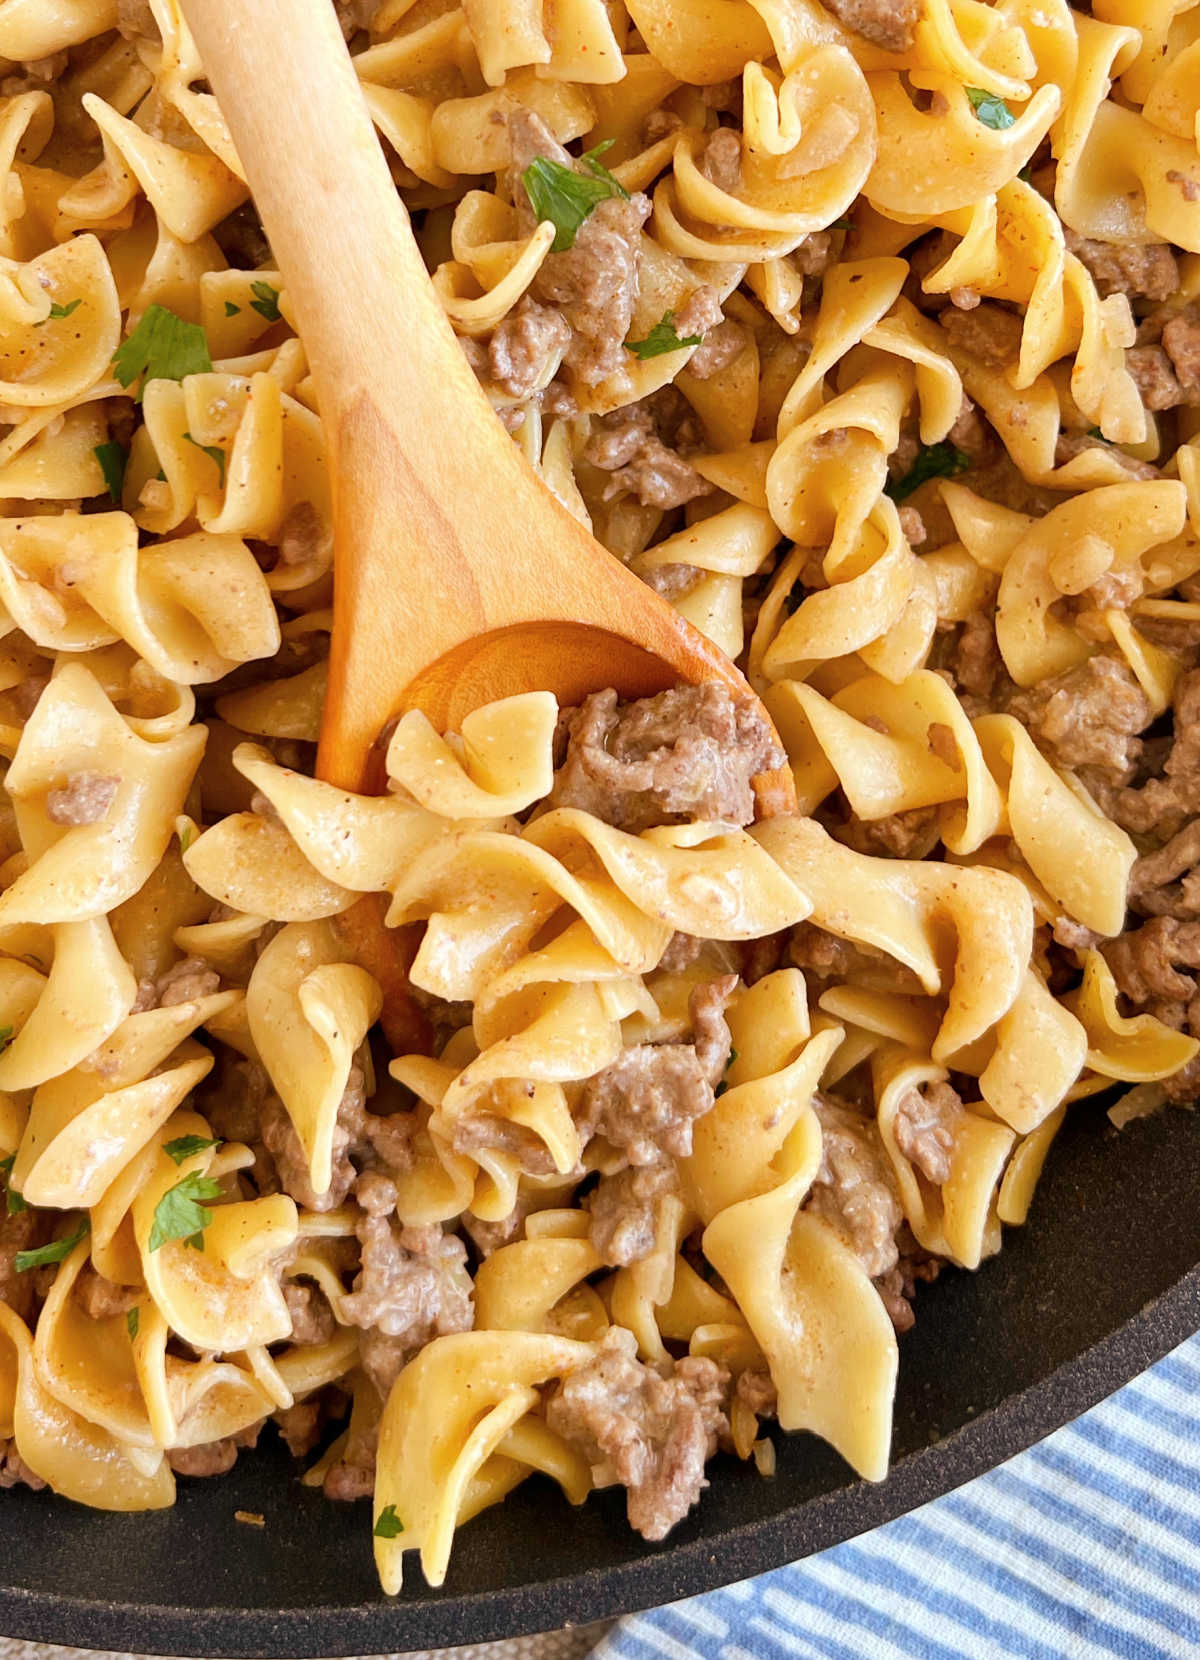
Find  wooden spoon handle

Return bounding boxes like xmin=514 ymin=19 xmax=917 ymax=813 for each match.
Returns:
xmin=181 ymin=0 xmax=476 ymax=440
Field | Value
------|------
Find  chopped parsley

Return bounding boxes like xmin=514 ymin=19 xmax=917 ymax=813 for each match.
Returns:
xmin=249 ymin=281 xmax=282 ymax=322
xmin=522 ymin=140 xmax=628 ymax=254
xmin=148 ymin=1171 xmax=223 ymax=1253
xmin=37 ymin=298 xmax=82 ymax=326
xmin=374 ymin=1504 xmax=405 ymax=1538
xmin=93 ymin=441 xmax=127 ymax=503
xmin=224 ymin=300 xmax=242 ymax=317
xmin=626 ymin=311 xmax=704 ymax=360
xmin=178 ymin=823 xmax=196 ymax=854
xmin=112 ymin=304 xmax=213 ymax=402
xmin=0 ymin=1024 xmax=12 ymax=1053
xmin=163 ymin=1133 xmax=221 ymax=1166
xmin=966 ymin=87 xmax=1016 ymax=131
xmin=0 ymin=1153 xmax=25 ymax=1216
xmin=183 ymin=431 xmax=227 ymax=487
xmin=886 ymin=442 xmax=972 ymax=503
xmin=126 ymin=1306 xmax=140 ymax=1340
xmin=16 ymin=1220 xmax=89 ymax=1273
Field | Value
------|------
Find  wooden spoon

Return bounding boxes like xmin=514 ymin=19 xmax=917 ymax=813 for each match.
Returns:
xmin=182 ymin=0 xmax=795 ymax=1039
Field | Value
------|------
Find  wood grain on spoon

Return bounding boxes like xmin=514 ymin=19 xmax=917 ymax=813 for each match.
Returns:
xmin=181 ymin=0 xmax=795 ymax=1041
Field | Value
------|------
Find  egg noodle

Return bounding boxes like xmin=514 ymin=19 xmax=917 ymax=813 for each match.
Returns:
xmin=0 ymin=0 xmax=1198 ymax=1594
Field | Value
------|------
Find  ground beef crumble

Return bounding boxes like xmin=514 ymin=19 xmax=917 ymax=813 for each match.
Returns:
xmin=551 ymin=683 xmax=783 ymax=832
xmin=584 ymin=388 xmax=713 ymax=509
xmin=340 ymin=1171 xmax=474 ymax=1399
xmin=808 ymin=1094 xmax=904 ymax=1282
xmin=821 ymin=0 xmax=919 ymax=51
xmin=546 ymin=1327 xmax=729 ymax=1541
xmin=510 ymin=111 xmax=651 ymax=390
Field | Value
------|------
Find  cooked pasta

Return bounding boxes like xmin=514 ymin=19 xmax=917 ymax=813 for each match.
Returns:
xmin=0 ymin=0 xmax=1198 ymax=1595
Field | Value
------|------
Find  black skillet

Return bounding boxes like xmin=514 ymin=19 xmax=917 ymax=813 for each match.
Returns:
xmin=1 ymin=1096 xmax=1197 ymax=1657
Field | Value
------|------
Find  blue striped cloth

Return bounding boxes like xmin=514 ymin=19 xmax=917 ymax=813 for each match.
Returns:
xmin=590 ymin=1333 xmax=1200 ymax=1660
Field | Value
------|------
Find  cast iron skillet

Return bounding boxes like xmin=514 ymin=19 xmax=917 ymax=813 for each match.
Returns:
xmin=2 ymin=1097 xmax=1197 ymax=1657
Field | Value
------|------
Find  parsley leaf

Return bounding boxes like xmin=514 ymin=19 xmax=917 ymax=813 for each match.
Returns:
xmin=127 ymin=1306 xmax=140 ymax=1340
xmin=523 ymin=142 xmax=628 ymax=254
xmin=112 ymin=304 xmax=213 ymax=402
xmin=966 ymin=87 xmax=1016 ymax=131
xmin=148 ymin=1171 xmax=223 ymax=1253
xmin=886 ymin=442 xmax=972 ymax=503
xmin=0 ymin=1153 xmax=26 ymax=1216
xmin=16 ymin=1219 xmax=89 ymax=1273
xmin=37 ymin=298 xmax=82 ymax=326
xmin=178 ymin=823 xmax=196 ymax=854
xmin=249 ymin=281 xmax=282 ymax=322
xmin=224 ymin=300 xmax=242 ymax=317
xmin=374 ymin=1504 xmax=405 ymax=1538
xmin=93 ymin=441 xmax=127 ymax=502
xmin=626 ymin=311 xmax=704 ymax=361
xmin=163 ymin=1133 xmax=221 ymax=1166
xmin=183 ymin=431 xmax=226 ymax=487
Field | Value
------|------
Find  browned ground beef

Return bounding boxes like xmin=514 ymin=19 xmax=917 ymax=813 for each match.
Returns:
xmin=808 ymin=1094 xmax=904 ymax=1281
xmin=276 ymin=500 xmax=328 ymax=567
xmin=74 ymin=1266 xmax=139 ymax=1321
xmin=45 ymin=772 xmax=119 ymax=826
xmin=821 ymin=0 xmax=919 ymax=51
xmin=587 ymin=1161 xmax=681 ymax=1267
xmin=169 ymin=1423 xmax=261 ymax=1478
xmin=699 ymin=127 xmax=742 ymax=193
xmin=509 ymin=112 xmax=651 ymax=390
xmin=546 ymin=1329 xmax=729 ymax=1541
xmin=260 ymin=1067 xmax=415 ymax=1212
xmin=788 ymin=924 xmax=923 ymax=993
xmin=1104 ymin=918 xmax=1200 ymax=1102
xmin=940 ymin=303 xmax=1024 ymax=367
xmin=892 ymin=1082 xmax=964 ymax=1185
xmin=1053 ymin=435 xmax=1159 ymax=479
xmin=1126 ymin=345 xmax=1185 ymax=411
xmin=735 ymin=1366 xmax=777 ymax=1419
xmin=585 ymin=393 xmax=713 ymax=509
xmin=0 ymin=1442 xmax=45 ymax=1491
xmin=274 ymin=1400 xmax=324 ymax=1459
xmin=835 ymin=804 xmax=942 ymax=860
xmin=340 ymin=1172 xmax=473 ymax=1397
xmin=577 ymin=977 xmax=735 ymax=1166
xmin=875 ymin=1236 xmax=943 ymax=1335
xmin=1114 ymin=669 xmax=1200 ymax=838
xmin=1006 ymin=655 xmax=1153 ymax=790
xmin=551 ymin=684 xmax=783 ymax=831
xmin=450 ymin=1112 xmax=559 ymax=1176
xmin=486 ymin=295 xmax=571 ymax=400
xmin=1162 ymin=309 xmax=1200 ymax=401
xmin=1129 ymin=823 xmax=1200 ymax=919
xmin=0 ymin=1206 xmax=48 ymax=1324
xmin=1064 ymin=231 xmax=1180 ymax=301
xmin=284 ymin=1281 xmax=338 ymax=1346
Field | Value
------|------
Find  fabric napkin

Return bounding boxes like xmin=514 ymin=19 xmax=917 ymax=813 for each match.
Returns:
xmin=592 ymin=1331 xmax=1200 ymax=1660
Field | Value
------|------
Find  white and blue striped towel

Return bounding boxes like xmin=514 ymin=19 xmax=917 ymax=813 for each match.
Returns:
xmin=591 ymin=1332 xmax=1200 ymax=1660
